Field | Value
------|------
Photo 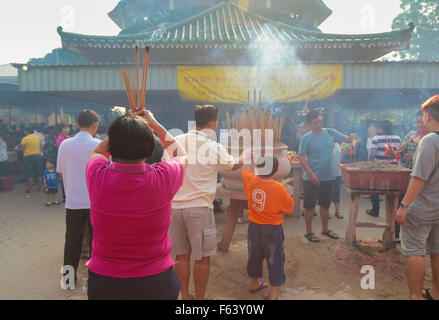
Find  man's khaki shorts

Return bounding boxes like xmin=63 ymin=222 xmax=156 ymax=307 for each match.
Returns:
xmin=170 ymin=207 xmax=217 ymax=261
xmin=401 ymin=214 xmax=439 ymax=257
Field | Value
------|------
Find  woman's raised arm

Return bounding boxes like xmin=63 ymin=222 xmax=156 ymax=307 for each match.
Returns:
xmin=135 ymin=109 xmax=187 ymax=164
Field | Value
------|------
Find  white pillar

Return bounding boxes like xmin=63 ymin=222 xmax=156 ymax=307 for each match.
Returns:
xmin=266 ymin=0 xmax=271 ymax=8
xmin=169 ymin=0 xmax=174 ymax=10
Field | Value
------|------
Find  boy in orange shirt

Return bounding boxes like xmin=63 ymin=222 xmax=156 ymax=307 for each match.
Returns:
xmin=242 ymin=155 xmax=294 ymax=300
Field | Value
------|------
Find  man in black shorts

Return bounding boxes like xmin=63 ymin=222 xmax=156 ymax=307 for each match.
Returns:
xmin=298 ymin=111 xmax=357 ymax=242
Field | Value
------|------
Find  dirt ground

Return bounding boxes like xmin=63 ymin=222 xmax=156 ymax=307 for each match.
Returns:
xmin=0 ymin=183 xmax=433 ymax=300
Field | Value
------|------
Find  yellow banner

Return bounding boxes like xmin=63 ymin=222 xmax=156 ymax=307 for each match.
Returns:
xmin=177 ymin=65 xmax=343 ymax=103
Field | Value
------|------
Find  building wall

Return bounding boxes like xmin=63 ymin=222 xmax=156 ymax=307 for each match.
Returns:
xmin=17 ymin=62 xmax=439 ymax=92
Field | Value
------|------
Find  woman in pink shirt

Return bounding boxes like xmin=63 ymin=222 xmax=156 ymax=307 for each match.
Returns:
xmin=56 ymin=124 xmax=70 ymax=148
xmin=85 ymin=110 xmax=187 ymax=300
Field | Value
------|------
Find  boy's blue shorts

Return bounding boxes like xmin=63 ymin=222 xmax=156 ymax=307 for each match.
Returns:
xmin=247 ymin=222 xmax=286 ymax=287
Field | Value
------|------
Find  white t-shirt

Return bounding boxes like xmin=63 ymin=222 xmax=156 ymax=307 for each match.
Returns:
xmin=367 ymin=136 xmax=374 ymax=159
xmin=57 ymin=131 xmax=101 ymax=209
xmin=34 ymin=130 xmax=45 ymax=156
xmin=172 ymin=130 xmax=236 ymax=209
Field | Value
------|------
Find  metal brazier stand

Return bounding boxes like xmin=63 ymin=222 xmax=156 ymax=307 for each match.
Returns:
xmin=340 ymin=163 xmax=412 ymax=249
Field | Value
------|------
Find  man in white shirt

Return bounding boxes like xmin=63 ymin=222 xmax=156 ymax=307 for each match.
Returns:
xmin=57 ymin=109 xmax=100 ymax=287
xmin=170 ymin=105 xmax=242 ymax=300
xmin=33 ymin=126 xmax=46 ymax=157
xmin=366 ymin=123 xmax=377 ymax=160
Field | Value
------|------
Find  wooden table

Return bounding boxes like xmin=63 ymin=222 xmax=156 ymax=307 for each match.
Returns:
xmin=344 ymin=186 xmax=402 ymax=249
xmin=216 ymin=185 xmax=247 ymax=251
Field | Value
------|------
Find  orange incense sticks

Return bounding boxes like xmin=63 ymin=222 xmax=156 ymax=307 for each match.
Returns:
xmin=120 ymin=46 xmax=150 ymax=112
xmin=224 ymin=90 xmax=285 ymax=143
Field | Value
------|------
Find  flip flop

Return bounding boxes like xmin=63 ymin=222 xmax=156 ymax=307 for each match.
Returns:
xmin=335 ymin=212 xmax=344 ymax=219
xmin=422 ymin=288 xmax=436 ymax=300
xmin=249 ymin=281 xmax=268 ymax=293
xmin=322 ymin=230 xmax=340 ymax=239
xmin=263 ymin=293 xmax=278 ymax=300
xmin=304 ymin=233 xmax=320 ymax=243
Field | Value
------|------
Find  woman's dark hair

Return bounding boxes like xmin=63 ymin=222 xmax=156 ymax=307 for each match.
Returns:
xmin=256 ymin=156 xmax=279 ymax=178
xmin=378 ymin=120 xmax=392 ymax=134
xmin=77 ymin=109 xmax=99 ymax=128
xmin=145 ymin=137 xmax=164 ymax=165
xmin=194 ymin=105 xmax=218 ymax=128
xmin=305 ymin=110 xmax=320 ymax=124
xmin=108 ymin=114 xmax=155 ymax=160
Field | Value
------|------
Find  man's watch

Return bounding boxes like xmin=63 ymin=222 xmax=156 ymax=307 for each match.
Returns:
xmin=399 ymin=202 xmax=409 ymax=208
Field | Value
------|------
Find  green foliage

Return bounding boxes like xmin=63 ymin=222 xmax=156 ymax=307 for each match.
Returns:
xmin=392 ymin=0 xmax=439 ymax=60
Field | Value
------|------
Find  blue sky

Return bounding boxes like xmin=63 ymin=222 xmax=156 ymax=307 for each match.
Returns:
xmin=0 ymin=0 xmax=402 ymax=65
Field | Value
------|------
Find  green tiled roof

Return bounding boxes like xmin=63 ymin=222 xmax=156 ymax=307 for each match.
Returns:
xmin=109 ymin=0 xmax=132 ymax=15
xmin=27 ymin=49 xmax=90 ymax=66
xmin=109 ymin=0 xmax=332 ymax=29
xmin=118 ymin=8 xmax=205 ymax=35
xmin=55 ymin=1 xmax=414 ymax=64
xmin=59 ymin=1 xmax=413 ymax=50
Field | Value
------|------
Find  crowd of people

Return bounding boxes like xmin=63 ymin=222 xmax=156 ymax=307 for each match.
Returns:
xmin=45 ymin=106 xmax=295 ymax=300
xmin=1 ymin=95 xmax=438 ymax=301
xmin=296 ymin=97 xmax=439 ymax=301
xmin=0 ymin=122 xmax=111 ymax=205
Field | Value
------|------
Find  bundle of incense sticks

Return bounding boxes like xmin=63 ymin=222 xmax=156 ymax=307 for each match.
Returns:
xmin=397 ymin=128 xmax=425 ymax=152
xmin=224 ymin=90 xmax=285 ymax=143
xmin=121 ymin=46 xmax=150 ymax=112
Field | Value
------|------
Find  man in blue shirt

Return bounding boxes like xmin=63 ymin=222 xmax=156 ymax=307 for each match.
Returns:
xmin=298 ymin=110 xmax=357 ymax=243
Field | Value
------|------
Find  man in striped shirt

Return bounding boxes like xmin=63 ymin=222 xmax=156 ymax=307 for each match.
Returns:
xmin=366 ymin=120 xmax=402 ymax=217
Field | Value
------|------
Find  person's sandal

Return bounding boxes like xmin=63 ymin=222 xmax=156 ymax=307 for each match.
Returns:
xmin=304 ymin=233 xmax=320 ymax=243
xmin=321 ymin=230 xmax=340 ymax=239
xmin=335 ymin=212 xmax=344 ymax=219
xmin=249 ymin=281 xmax=268 ymax=293
xmin=423 ymin=288 xmax=436 ymax=300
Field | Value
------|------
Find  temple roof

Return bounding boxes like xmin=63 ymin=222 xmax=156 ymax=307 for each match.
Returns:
xmin=108 ymin=0 xmax=332 ymax=30
xmin=57 ymin=1 xmax=414 ymax=64
xmin=118 ymin=6 xmax=322 ymax=36
xmin=305 ymin=0 xmax=332 ymax=26
xmin=27 ymin=49 xmax=89 ymax=66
